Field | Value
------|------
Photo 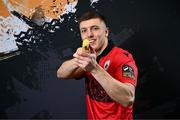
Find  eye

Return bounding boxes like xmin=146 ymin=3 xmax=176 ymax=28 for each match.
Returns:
xmin=80 ymin=29 xmax=86 ymax=33
xmin=92 ymin=26 xmax=99 ymax=31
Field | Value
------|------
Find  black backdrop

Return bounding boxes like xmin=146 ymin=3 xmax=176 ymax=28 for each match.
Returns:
xmin=0 ymin=0 xmax=180 ymax=119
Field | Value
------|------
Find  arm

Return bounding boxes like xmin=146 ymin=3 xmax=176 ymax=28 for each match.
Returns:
xmin=57 ymin=58 xmax=85 ymax=79
xmin=90 ymin=64 xmax=135 ymax=107
xmin=73 ymin=50 xmax=135 ymax=107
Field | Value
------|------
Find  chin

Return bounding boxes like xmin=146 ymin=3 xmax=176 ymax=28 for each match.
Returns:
xmin=91 ymin=45 xmax=96 ymax=50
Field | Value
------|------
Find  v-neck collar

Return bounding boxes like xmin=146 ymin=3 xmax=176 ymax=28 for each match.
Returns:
xmin=97 ymin=40 xmax=114 ymax=62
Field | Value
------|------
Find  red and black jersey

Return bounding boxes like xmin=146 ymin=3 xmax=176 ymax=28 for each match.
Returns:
xmin=84 ymin=41 xmax=138 ymax=120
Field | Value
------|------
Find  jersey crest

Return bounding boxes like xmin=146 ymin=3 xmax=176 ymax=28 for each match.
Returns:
xmin=104 ymin=60 xmax=110 ymax=70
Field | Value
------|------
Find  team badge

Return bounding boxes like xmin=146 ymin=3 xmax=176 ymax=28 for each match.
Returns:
xmin=104 ymin=60 xmax=110 ymax=70
xmin=122 ymin=65 xmax=135 ymax=80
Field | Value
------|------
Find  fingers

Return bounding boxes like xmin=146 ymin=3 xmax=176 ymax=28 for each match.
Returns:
xmin=74 ymin=46 xmax=95 ymax=56
xmin=89 ymin=45 xmax=96 ymax=54
xmin=73 ymin=47 xmax=90 ymax=58
xmin=73 ymin=53 xmax=90 ymax=62
xmin=73 ymin=47 xmax=97 ymax=71
xmin=73 ymin=49 xmax=90 ymax=66
xmin=74 ymin=57 xmax=89 ymax=70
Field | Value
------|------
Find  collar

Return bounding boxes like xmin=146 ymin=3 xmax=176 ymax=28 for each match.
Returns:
xmin=97 ymin=40 xmax=114 ymax=62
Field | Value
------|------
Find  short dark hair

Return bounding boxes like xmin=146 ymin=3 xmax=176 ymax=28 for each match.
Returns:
xmin=78 ymin=11 xmax=107 ymax=25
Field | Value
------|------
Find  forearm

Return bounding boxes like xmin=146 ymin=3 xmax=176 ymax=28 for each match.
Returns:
xmin=57 ymin=58 xmax=84 ymax=79
xmin=90 ymin=64 xmax=134 ymax=107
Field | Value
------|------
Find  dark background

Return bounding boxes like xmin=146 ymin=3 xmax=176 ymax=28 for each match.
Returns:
xmin=0 ymin=0 xmax=180 ymax=119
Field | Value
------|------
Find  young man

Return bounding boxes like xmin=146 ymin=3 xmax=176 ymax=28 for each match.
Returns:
xmin=57 ymin=11 xmax=138 ymax=119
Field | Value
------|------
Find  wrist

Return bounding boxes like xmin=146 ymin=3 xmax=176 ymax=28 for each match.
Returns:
xmin=90 ymin=63 xmax=101 ymax=74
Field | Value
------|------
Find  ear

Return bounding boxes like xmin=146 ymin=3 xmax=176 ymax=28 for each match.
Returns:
xmin=105 ymin=27 xmax=109 ymax=37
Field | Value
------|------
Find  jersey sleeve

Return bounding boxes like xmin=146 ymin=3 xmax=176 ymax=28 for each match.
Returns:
xmin=114 ymin=58 xmax=138 ymax=86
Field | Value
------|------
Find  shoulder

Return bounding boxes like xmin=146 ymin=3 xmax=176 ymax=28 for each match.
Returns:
xmin=110 ymin=47 xmax=134 ymax=62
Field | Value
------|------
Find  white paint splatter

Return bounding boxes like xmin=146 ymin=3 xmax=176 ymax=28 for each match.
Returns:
xmin=0 ymin=0 xmax=79 ymax=53
xmin=90 ymin=0 xmax=100 ymax=6
xmin=61 ymin=1 xmax=78 ymax=16
xmin=0 ymin=16 xmax=29 ymax=53
xmin=70 ymin=28 xmax=73 ymax=31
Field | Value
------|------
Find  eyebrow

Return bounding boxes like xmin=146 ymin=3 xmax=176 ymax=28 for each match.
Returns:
xmin=80 ymin=25 xmax=100 ymax=30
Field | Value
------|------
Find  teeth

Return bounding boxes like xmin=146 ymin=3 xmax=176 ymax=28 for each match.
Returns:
xmin=89 ymin=40 xmax=94 ymax=43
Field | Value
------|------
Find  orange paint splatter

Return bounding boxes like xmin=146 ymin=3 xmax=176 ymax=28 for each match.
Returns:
xmin=1 ymin=0 xmax=78 ymax=19
xmin=0 ymin=0 xmax=11 ymax=17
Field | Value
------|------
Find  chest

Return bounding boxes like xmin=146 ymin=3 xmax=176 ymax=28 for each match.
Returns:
xmin=98 ymin=53 xmax=118 ymax=76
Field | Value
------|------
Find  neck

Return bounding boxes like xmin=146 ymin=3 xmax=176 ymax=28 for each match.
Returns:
xmin=96 ymin=39 xmax=108 ymax=56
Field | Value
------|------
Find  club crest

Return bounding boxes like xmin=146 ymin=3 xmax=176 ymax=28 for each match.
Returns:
xmin=104 ymin=60 xmax=110 ymax=70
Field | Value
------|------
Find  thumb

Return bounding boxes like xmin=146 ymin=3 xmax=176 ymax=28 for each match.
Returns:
xmin=89 ymin=45 xmax=96 ymax=54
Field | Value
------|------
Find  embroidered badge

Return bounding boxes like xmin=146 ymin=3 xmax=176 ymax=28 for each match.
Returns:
xmin=104 ymin=60 xmax=110 ymax=70
xmin=122 ymin=65 xmax=135 ymax=80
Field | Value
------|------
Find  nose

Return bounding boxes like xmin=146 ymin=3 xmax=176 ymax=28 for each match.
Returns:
xmin=87 ymin=29 xmax=93 ymax=38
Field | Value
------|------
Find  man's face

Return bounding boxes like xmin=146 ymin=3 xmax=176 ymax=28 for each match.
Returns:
xmin=79 ymin=18 xmax=109 ymax=53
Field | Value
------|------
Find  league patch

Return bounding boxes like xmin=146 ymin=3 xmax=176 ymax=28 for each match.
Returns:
xmin=122 ymin=65 xmax=135 ymax=80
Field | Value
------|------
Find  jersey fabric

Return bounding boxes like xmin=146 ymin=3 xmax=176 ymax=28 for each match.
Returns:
xmin=84 ymin=41 xmax=138 ymax=120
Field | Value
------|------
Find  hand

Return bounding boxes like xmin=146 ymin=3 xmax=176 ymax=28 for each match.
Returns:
xmin=73 ymin=46 xmax=97 ymax=72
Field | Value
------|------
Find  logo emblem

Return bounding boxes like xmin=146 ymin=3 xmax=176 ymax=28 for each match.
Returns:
xmin=104 ymin=60 xmax=110 ymax=70
xmin=122 ymin=65 xmax=135 ymax=80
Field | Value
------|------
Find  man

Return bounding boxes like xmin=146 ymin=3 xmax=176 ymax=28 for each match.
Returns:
xmin=57 ymin=11 xmax=138 ymax=119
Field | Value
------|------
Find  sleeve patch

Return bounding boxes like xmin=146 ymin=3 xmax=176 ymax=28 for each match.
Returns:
xmin=122 ymin=65 xmax=135 ymax=80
